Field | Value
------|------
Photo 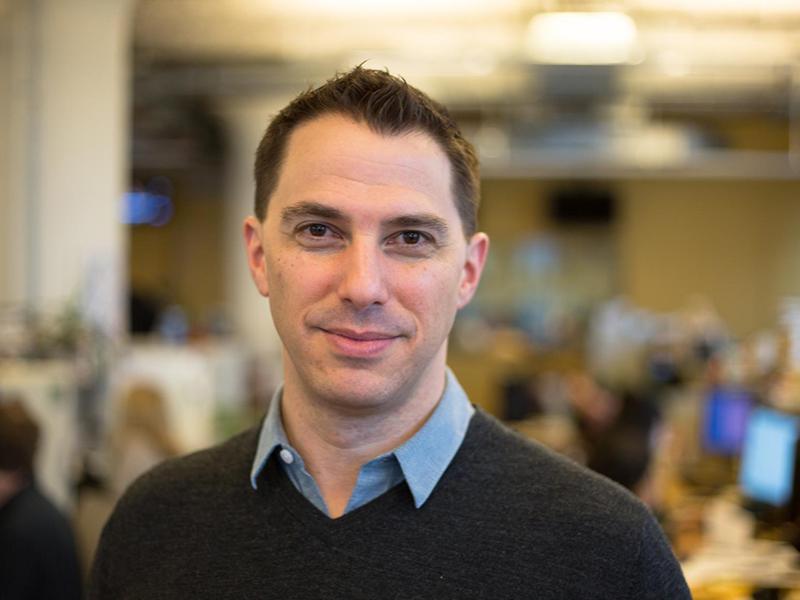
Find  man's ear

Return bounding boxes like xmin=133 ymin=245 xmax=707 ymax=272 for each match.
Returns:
xmin=243 ymin=216 xmax=270 ymax=298
xmin=457 ymin=232 xmax=489 ymax=309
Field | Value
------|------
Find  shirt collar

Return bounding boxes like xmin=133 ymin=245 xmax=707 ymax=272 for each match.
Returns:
xmin=250 ymin=369 xmax=474 ymax=508
xmin=250 ymin=384 xmax=289 ymax=489
xmin=392 ymin=369 xmax=474 ymax=507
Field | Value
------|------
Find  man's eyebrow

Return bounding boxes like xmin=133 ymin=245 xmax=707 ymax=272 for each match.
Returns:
xmin=385 ymin=214 xmax=450 ymax=237
xmin=280 ymin=201 xmax=347 ymax=224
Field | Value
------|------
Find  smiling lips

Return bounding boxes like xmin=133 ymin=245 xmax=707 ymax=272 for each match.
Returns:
xmin=320 ymin=327 xmax=401 ymax=359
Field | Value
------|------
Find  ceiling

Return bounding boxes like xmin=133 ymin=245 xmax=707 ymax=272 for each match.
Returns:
xmin=132 ymin=0 xmax=800 ymax=178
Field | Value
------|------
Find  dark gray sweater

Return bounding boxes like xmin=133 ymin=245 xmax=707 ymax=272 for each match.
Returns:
xmin=90 ymin=410 xmax=690 ymax=599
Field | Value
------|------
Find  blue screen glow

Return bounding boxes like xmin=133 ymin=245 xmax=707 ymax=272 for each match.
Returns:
xmin=739 ymin=408 xmax=799 ymax=506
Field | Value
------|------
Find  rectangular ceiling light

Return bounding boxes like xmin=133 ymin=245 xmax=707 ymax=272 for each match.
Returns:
xmin=525 ymin=12 xmax=639 ymax=65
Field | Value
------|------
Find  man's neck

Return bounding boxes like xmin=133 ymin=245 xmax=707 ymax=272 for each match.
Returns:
xmin=279 ymin=363 xmax=447 ymax=518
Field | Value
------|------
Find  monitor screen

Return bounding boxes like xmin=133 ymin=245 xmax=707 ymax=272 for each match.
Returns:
xmin=702 ymin=387 xmax=752 ymax=455
xmin=739 ymin=408 xmax=799 ymax=507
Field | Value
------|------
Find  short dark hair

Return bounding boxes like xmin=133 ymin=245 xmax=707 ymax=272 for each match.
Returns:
xmin=253 ymin=66 xmax=480 ymax=237
xmin=0 ymin=399 xmax=39 ymax=477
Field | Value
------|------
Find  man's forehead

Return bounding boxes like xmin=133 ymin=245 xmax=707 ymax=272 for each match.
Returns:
xmin=286 ymin=115 xmax=447 ymax=177
xmin=270 ymin=114 xmax=455 ymax=216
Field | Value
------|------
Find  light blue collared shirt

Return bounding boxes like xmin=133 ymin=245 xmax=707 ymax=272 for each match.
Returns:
xmin=250 ymin=369 xmax=474 ymax=516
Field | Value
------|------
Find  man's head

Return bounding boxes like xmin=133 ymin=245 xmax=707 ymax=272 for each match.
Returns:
xmin=244 ymin=68 xmax=488 ymax=414
xmin=253 ymin=66 xmax=480 ymax=238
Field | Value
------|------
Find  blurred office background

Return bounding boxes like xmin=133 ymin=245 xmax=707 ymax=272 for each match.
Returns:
xmin=2 ymin=0 xmax=800 ymax=597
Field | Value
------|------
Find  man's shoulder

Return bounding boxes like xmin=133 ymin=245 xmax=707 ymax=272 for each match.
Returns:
xmin=114 ymin=424 xmax=260 ymax=515
xmin=456 ymin=409 xmax=652 ymax=524
xmin=89 ymin=424 xmax=267 ymax=597
xmin=435 ymin=410 xmax=690 ymax=598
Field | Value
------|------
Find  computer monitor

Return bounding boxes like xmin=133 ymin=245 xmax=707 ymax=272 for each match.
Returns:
xmin=702 ymin=387 xmax=752 ymax=456
xmin=739 ymin=408 xmax=800 ymax=508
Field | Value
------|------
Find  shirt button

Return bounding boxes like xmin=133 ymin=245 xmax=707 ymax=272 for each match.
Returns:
xmin=279 ymin=448 xmax=294 ymax=464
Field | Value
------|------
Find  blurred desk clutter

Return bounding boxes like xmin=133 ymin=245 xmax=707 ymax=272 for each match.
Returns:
xmin=682 ymin=495 xmax=800 ymax=598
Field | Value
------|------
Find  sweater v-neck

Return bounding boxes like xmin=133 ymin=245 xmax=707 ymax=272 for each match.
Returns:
xmin=255 ymin=409 xmax=494 ymax=539
xmin=259 ymin=452 xmax=413 ymax=536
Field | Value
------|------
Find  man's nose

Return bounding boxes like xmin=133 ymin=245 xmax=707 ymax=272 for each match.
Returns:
xmin=336 ymin=240 xmax=390 ymax=309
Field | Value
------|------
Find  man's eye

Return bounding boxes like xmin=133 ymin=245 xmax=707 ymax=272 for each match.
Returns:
xmin=307 ymin=223 xmax=328 ymax=237
xmin=401 ymin=231 xmax=422 ymax=245
xmin=386 ymin=231 xmax=436 ymax=256
xmin=295 ymin=223 xmax=342 ymax=247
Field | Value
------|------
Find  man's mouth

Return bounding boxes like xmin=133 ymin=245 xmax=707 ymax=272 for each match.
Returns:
xmin=323 ymin=327 xmax=398 ymax=341
xmin=318 ymin=327 xmax=401 ymax=358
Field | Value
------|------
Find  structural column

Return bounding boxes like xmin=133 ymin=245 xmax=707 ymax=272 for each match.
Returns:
xmin=0 ymin=0 xmax=133 ymax=339
xmin=219 ymin=97 xmax=286 ymax=371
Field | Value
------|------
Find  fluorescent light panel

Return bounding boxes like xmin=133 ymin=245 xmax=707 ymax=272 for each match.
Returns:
xmin=526 ymin=12 xmax=639 ymax=65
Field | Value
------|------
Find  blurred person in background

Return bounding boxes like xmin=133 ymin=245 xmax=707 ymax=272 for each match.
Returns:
xmin=109 ymin=383 xmax=181 ymax=499
xmin=588 ymin=392 xmax=663 ymax=508
xmin=0 ymin=398 xmax=82 ymax=600
xmin=569 ymin=374 xmax=664 ymax=507
xmin=90 ymin=67 xmax=688 ymax=599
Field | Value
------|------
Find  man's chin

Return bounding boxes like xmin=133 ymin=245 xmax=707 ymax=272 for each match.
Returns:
xmin=304 ymin=366 xmax=413 ymax=413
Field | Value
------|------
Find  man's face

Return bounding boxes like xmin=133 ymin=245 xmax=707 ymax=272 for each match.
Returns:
xmin=244 ymin=114 xmax=488 ymax=413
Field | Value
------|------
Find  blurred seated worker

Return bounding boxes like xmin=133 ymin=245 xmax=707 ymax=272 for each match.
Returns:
xmin=90 ymin=67 xmax=690 ymax=599
xmin=0 ymin=398 xmax=82 ymax=600
xmin=567 ymin=372 xmax=622 ymax=441
xmin=570 ymin=377 xmax=664 ymax=505
xmin=109 ymin=383 xmax=180 ymax=499
xmin=586 ymin=421 xmax=659 ymax=506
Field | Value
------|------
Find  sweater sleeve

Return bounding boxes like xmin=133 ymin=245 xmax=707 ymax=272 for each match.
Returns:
xmin=627 ymin=513 xmax=692 ymax=599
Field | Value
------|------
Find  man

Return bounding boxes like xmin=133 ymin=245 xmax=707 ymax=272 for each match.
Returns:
xmin=0 ymin=399 xmax=83 ymax=600
xmin=90 ymin=67 xmax=690 ymax=598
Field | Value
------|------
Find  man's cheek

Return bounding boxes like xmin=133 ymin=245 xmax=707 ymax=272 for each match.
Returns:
xmin=414 ymin=271 xmax=461 ymax=309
